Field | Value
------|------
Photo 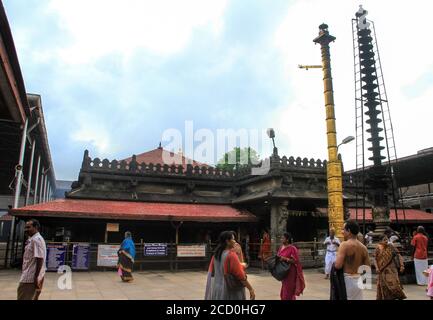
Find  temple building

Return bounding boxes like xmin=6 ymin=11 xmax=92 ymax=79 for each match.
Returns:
xmin=11 ymin=146 xmax=334 ymax=247
xmin=10 ymin=142 xmax=433 ymax=248
xmin=3 ymin=0 xmax=432 ymax=269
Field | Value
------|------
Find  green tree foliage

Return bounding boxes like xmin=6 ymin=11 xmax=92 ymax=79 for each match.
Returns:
xmin=216 ymin=147 xmax=260 ymax=171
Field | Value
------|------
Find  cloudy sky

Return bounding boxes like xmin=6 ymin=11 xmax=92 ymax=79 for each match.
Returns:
xmin=4 ymin=0 xmax=433 ymax=180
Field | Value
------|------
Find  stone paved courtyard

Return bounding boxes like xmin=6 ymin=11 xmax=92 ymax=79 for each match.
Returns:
xmin=0 ymin=268 xmax=429 ymax=300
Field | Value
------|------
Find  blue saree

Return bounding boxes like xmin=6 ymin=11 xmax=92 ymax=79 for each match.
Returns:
xmin=118 ymin=237 xmax=136 ymax=282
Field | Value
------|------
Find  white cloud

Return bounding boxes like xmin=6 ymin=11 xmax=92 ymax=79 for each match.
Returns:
xmin=47 ymin=0 xmax=229 ymax=64
xmin=69 ymin=109 xmax=115 ymax=156
xmin=9 ymin=0 xmax=433 ymax=176
xmin=271 ymin=0 xmax=433 ymax=170
xmin=206 ymin=46 xmax=243 ymax=77
xmin=71 ymin=124 xmax=112 ymax=156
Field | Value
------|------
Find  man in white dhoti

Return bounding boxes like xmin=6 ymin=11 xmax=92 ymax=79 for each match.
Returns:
xmin=335 ymin=220 xmax=371 ymax=300
xmin=343 ymin=273 xmax=364 ymax=300
xmin=324 ymin=228 xmax=340 ymax=279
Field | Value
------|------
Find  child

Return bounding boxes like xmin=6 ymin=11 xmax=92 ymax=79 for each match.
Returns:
xmin=423 ymin=265 xmax=433 ymax=299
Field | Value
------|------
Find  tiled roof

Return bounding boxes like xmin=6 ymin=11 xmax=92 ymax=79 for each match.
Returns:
xmin=0 ymin=214 xmax=12 ymax=221
xmin=349 ymin=208 xmax=433 ymax=222
xmin=122 ymin=147 xmax=210 ymax=167
xmin=10 ymin=199 xmax=256 ymax=222
xmin=317 ymin=208 xmax=433 ymax=222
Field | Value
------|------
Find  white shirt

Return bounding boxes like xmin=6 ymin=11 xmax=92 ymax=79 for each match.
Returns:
xmin=324 ymin=236 xmax=340 ymax=252
xmin=365 ymin=233 xmax=373 ymax=245
xmin=389 ymin=235 xmax=399 ymax=243
xmin=20 ymin=232 xmax=46 ymax=283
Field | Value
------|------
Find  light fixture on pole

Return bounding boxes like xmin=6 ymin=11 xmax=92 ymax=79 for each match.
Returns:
xmin=267 ymin=128 xmax=278 ymax=156
xmin=298 ymin=64 xmax=322 ymax=70
xmin=337 ymin=136 xmax=355 ymax=149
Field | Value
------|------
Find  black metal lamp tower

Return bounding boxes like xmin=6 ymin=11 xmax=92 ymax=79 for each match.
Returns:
xmin=352 ymin=6 xmax=404 ymax=238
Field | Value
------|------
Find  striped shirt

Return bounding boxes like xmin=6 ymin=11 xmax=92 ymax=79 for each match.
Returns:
xmin=20 ymin=232 xmax=46 ymax=283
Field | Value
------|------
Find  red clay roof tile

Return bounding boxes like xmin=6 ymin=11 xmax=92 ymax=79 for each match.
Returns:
xmin=123 ymin=147 xmax=210 ymax=167
xmin=11 ymin=199 xmax=256 ymax=222
xmin=317 ymin=207 xmax=433 ymax=222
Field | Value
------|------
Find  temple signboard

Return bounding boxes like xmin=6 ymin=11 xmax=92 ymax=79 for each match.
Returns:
xmin=144 ymin=243 xmax=168 ymax=256
xmin=97 ymin=244 xmax=119 ymax=267
xmin=46 ymin=243 xmax=67 ymax=271
xmin=177 ymin=244 xmax=206 ymax=257
xmin=72 ymin=243 xmax=90 ymax=270
xmin=106 ymin=223 xmax=119 ymax=232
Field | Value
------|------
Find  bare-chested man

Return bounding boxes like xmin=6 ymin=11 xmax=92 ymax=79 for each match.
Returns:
xmin=334 ymin=220 xmax=370 ymax=300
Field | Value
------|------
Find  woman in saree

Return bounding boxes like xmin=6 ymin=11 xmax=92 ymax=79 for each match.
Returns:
xmin=374 ymin=235 xmax=406 ymax=300
xmin=205 ymin=231 xmax=255 ymax=300
xmin=277 ymin=232 xmax=305 ymax=300
xmin=259 ymin=229 xmax=272 ymax=269
xmin=423 ymin=265 xmax=433 ymax=299
xmin=231 ymin=231 xmax=247 ymax=268
xmin=117 ymin=231 xmax=136 ymax=282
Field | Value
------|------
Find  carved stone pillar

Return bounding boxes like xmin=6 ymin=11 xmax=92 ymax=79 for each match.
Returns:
xmin=270 ymin=200 xmax=289 ymax=254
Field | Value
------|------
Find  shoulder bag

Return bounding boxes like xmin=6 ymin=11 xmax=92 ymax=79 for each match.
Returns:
xmin=267 ymin=255 xmax=291 ymax=281
xmin=224 ymin=255 xmax=244 ymax=290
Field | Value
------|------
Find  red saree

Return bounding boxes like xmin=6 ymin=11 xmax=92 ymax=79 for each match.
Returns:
xmin=277 ymin=245 xmax=305 ymax=300
xmin=259 ymin=233 xmax=272 ymax=261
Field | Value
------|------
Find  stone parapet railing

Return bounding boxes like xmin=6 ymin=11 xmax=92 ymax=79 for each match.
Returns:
xmin=80 ymin=150 xmax=327 ymax=180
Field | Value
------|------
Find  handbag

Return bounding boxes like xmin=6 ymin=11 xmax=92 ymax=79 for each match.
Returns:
xmin=391 ymin=246 xmax=404 ymax=274
xmin=224 ymin=256 xmax=244 ymax=290
xmin=267 ymin=255 xmax=291 ymax=281
xmin=380 ymin=246 xmax=403 ymax=274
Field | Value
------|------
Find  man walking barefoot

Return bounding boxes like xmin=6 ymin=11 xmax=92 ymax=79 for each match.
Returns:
xmin=17 ymin=219 xmax=46 ymax=300
xmin=334 ymin=220 xmax=370 ymax=300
